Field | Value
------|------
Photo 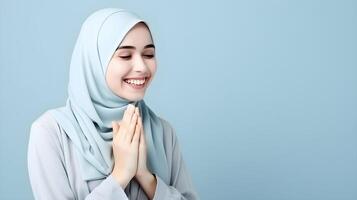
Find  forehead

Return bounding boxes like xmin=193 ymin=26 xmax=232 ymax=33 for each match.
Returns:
xmin=119 ymin=23 xmax=153 ymax=47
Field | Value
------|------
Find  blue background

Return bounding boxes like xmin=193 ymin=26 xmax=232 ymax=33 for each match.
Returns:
xmin=1 ymin=0 xmax=356 ymax=199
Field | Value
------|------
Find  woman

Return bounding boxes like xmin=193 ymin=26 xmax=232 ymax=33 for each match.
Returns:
xmin=27 ymin=8 xmax=199 ymax=200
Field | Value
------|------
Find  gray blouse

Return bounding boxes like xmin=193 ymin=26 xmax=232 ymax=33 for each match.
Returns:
xmin=27 ymin=111 xmax=199 ymax=200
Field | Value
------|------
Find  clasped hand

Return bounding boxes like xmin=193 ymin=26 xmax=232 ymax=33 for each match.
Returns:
xmin=111 ymin=104 xmax=150 ymax=188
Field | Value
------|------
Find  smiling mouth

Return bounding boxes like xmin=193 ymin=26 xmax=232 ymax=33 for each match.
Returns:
xmin=123 ymin=77 xmax=149 ymax=89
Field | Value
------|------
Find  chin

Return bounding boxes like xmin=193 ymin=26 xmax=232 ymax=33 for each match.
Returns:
xmin=123 ymin=94 xmax=145 ymax=102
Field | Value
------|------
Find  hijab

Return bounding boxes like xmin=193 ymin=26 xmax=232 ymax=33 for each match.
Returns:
xmin=49 ymin=8 xmax=170 ymax=183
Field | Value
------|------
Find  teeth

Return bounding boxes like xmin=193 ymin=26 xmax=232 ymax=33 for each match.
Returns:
xmin=124 ymin=78 xmax=146 ymax=85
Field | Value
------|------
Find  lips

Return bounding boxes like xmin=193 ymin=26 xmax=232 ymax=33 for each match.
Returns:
xmin=124 ymin=79 xmax=144 ymax=85
xmin=123 ymin=77 xmax=149 ymax=89
xmin=124 ymin=77 xmax=147 ymax=84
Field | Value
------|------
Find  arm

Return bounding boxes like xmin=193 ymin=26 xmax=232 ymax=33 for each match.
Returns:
xmin=150 ymin=120 xmax=200 ymax=200
xmin=27 ymin=117 xmax=128 ymax=200
xmin=135 ymin=171 xmax=157 ymax=199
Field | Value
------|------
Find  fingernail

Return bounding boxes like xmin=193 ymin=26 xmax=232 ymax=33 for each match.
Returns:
xmin=128 ymin=104 xmax=134 ymax=110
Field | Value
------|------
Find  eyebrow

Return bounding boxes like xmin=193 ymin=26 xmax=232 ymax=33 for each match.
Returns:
xmin=116 ymin=44 xmax=155 ymax=50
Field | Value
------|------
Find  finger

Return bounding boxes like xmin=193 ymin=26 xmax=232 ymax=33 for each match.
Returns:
xmin=120 ymin=105 xmax=135 ymax=141
xmin=137 ymin=106 xmax=141 ymax=118
xmin=138 ymin=122 xmax=144 ymax=147
xmin=130 ymin=107 xmax=139 ymax=124
xmin=139 ymin=117 xmax=146 ymax=145
xmin=115 ymin=121 xmax=124 ymax=140
xmin=126 ymin=112 xmax=139 ymax=142
xmin=122 ymin=104 xmax=135 ymax=125
xmin=127 ymin=107 xmax=139 ymax=133
xmin=132 ymin=123 xmax=140 ymax=144
xmin=138 ymin=117 xmax=143 ymax=133
xmin=112 ymin=121 xmax=118 ymax=136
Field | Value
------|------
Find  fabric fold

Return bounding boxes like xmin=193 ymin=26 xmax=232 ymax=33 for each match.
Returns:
xmin=49 ymin=8 xmax=170 ymax=182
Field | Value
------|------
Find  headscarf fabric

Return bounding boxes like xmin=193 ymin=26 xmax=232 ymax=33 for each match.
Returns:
xmin=49 ymin=8 xmax=169 ymax=183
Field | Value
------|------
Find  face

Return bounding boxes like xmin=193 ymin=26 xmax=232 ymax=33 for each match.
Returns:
xmin=106 ymin=22 xmax=156 ymax=101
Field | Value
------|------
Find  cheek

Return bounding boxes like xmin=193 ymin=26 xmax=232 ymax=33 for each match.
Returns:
xmin=106 ymin=62 xmax=128 ymax=86
xmin=149 ymin=61 xmax=157 ymax=74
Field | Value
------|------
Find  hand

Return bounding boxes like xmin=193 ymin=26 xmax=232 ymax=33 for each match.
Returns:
xmin=135 ymin=112 xmax=158 ymax=200
xmin=111 ymin=104 xmax=141 ymax=189
xmin=135 ymin=115 xmax=150 ymax=178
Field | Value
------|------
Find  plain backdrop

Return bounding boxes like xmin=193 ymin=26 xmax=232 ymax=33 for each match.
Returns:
xmin=1 ymin=0 xmax=356 ymax=199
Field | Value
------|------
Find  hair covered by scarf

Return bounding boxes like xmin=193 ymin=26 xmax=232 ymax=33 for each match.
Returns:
xmin=49 ymin=8 xmax=169 ymax=183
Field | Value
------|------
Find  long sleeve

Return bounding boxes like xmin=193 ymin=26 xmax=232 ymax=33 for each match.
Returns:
xmin=27 ymin=117 xmax=128 ymax=200
xmin=152 ymin=119 xmax=200 ymax=200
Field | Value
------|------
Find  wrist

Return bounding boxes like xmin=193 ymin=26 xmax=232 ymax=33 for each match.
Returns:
xmin=111 ymin=170 xmax=131 ymax=189
xmin=135 ymin=169 xmax=151 ymax=180
xmin=135 ymin=171 xmax=157 ymax=200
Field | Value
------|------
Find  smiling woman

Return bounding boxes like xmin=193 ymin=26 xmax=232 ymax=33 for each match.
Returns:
xmin=27 ymin=8 xmax=199 ymax=200
xmin=106 ymin=22 xmax=157 ymax=101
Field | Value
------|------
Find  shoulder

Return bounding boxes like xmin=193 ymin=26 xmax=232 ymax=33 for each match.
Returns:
xmin=157 ymin=116 xmax=179 ymax=148
xmin=158 ymin=116 xmax=173 ymax=131
xmin=28 ymin=111 xmax=67 ymax=180
xmin=30 ymin=110 xmax=60 ymax=135
xmin=29 ymin=110 xmax=63 ymax=150
xmin=158 ymin=116 xmax=175 ymax=136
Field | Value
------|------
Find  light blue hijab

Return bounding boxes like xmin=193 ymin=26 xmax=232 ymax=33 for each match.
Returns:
xmin=49 ymin=8 xmax=169 ymax=183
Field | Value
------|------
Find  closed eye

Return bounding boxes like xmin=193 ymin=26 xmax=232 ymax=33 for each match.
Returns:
xmin=143 ymin=54 xmax=155 ymax=59
xmin=119 ymin=55 xmax=131 ymax=60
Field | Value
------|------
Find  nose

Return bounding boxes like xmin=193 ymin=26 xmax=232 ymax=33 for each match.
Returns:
xmin=132 ymin=54 xmax=148 ymax=73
